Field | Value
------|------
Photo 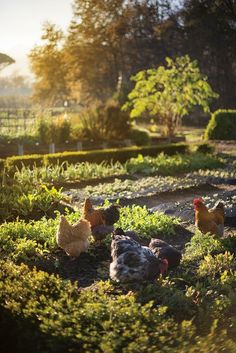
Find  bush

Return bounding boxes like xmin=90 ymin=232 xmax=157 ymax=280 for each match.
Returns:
xmin=129 ymin=128 xmax=151 ymax=146
xmin=37 ymin=117 xmax=71 ymax=144
xmin=80 ymin=100 xmax=131 ymax=140
xmin=205 ymin=109 xmax=236 ymax=140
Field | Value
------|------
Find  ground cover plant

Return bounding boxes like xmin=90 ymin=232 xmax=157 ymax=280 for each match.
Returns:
xmin=82 ymin=175 xmax=205 ymax=201
xmin=125 ymin=152 xmax=224 ymax=176
xmin=0 ymin=184 xmax=65 ymax=222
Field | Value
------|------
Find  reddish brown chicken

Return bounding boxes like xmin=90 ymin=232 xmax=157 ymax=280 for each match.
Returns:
xmin=194 ymin=198 xmax=225 ymax=237
xmin=83 ymin=198 xmax=120 ymax=241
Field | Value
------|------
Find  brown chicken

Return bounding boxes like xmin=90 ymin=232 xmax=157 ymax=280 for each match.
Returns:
xmin=194 ymin=198 xmax=224 ymax=237
xmin=56 ymin=215 xmax=91 ymax=257
xmin=83 ymin=198 xmax=120 ymax=241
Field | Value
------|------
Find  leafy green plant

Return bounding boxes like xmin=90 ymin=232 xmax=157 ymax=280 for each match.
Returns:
xmin=197 ymin=252 xmax=235 ymax=280
xmin=0 ymin=184 xmax=64 ymax=221
xmin=184 ymin=232 xmax=223 ymax=262
xmin=116 ymin=204 xmax=179 ymax=240
xmin=126 ymin=152 xmax=224 ymax=176
xmin=124 ymin=55 xmax=218 ymax=137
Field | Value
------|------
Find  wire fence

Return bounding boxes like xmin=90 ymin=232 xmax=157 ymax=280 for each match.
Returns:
xmin=0 ymin=109 xmax=36 ymax=135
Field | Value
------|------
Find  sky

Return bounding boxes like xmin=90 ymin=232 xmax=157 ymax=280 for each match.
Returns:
xmin=0 ymin=0 xmax=73 ymax=78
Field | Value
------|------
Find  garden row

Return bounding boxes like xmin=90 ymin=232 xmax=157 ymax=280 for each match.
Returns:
xmin=0 ymin=142 xmax=212 ymax=174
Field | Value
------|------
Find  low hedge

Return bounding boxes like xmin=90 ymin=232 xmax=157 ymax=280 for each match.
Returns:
xmin=205 ymin=109 xmax=236 ymax=140
xmin=0 ymin=159 xmax=4 ymax=172
xmin=5 ymin=143 xmax=189 ymax=171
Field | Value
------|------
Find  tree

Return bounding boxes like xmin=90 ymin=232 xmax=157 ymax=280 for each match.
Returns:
xmin=65 ymin=0 xmax=173 ymax=102
xmin=29 ymin=23 xmax=69 ymax=107
xmin=179 ymin=0 xmax=236 ymax=108
xmin=123 ymin=55 xmax=218 ymax=137
xmin=0 ymin=53 xmax=15 ymax=71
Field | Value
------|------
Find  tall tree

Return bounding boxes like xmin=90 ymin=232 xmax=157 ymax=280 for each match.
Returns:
xmin=180 ymin=0 xmax=236 ymax=108
xmin=65 ymin=0 xmax=173 ymax=101
xmin=29 ymin=23 xmax=69 ymax=107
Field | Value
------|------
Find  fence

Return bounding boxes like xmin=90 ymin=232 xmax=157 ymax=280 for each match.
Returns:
xmin=0 ymin=109 xmax=36 ymax=134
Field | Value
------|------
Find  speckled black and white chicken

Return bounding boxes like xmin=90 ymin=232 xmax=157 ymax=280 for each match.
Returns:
xmin=110 ymin=229 xmax=168 ymax=283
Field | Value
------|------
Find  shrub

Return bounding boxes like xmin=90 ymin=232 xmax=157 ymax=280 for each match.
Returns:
xmin=205 ymin=109 xmax=236 ymax=140
xmin=80 ymin=100 xmax=131 ymax=140
xmin=129 ymin=128 xmax=151 ymax=146
xmin=37 ymin=117 xmax=71 ymax=144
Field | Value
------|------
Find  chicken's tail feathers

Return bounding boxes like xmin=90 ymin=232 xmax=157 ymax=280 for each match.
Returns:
xmin=84 ymin=198 xmax=93 ymax=212
xmin=213 ymin=200 xmax=225 ymax=209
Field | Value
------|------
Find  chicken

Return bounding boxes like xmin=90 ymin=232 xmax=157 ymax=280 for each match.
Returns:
xmin=194 ymin=198 xmax=225 ymax=237
xmin=56 ymin=215 xmax=91 ymax=257
xmin=110 ymin=230 xmax=168 ymax=283
xmin=149 ymin=238 xmax=182 ymax=268
xmin=83 ymin=198 xmax=120 ymax=241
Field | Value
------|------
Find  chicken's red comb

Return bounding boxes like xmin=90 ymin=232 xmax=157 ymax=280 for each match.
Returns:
xmin=193 ymin=198 xmax=204 ymax=206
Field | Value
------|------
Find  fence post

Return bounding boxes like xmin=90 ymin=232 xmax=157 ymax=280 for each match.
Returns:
xmin=76 ymin=141 xmax=82 ymax=151
xmin=18 ymin=144 xmax=24 ymax=156
xmin=49 ymin=143 xmax=55 ymax=154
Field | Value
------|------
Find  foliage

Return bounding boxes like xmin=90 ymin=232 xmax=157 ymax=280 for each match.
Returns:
xmin=37 ymin=116 xmax=71 ymax=144
xmin=13 ymin=161 xmax=126 ymax=185
xmin=79 ymin=100 xmax=131 ymax=140
xmin=0 ymin=260 xmax=236 ymax=353
xmin=84 ymin=175 xmax=203 ymax=201
xmin=184 ymin=232 xmax=223 ymax=262
xmin=29 ymin=23 xmax=69 ymax=106
xmin=124 ymin=55 xmax=218 ymax=137
xmin=0 ymin=52 xmax=15 ymax=71
xmin=126 ymin=152 xmax=223 ymax=176
xmin=205 ymin=109 xmax=236 ymax=140
xmin=129 ymin=128 xmax=151 ymax=146
xmin=197 ymin=252 xmax=235 ymax=280
xmin=116 ymin=205 xmax=179 ymax=240
xmin=0 ymin=184 xmax=64 ymax=222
